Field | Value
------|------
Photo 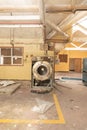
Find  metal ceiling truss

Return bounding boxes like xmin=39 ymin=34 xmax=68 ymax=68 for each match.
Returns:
xmin=65 ymin=41 xmax=87 ymax=50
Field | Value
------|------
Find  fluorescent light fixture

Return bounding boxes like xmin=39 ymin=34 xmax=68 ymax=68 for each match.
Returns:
xmin=0 ymin=15 xmax=40 ymax=20
xmin=0 ymin=24 xmax=42 ymax=28
xmin=65 ymin=48 xmax=87 ymax=50
xmin=78 ymin=16 xmax=87 ymax=29
xmin=72 ymin=25 xmax=87 ymax=35
xmin=72 ymin=16 xmax=87 ymax=34
xmin=79 ymin=20 xmax=87 ymax=29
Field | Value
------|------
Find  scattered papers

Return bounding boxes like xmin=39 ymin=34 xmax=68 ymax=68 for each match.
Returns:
xmin=0 ymin=81 xmax=21 ymax=94
xmin=0 ymin=80 xmax=15 ymax=87
xmin=32 ymin=98 xmax=54 ymax=114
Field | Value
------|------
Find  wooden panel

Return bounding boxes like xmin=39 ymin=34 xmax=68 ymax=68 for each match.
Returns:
xmin=69 ymin=58 xmax=75 ymax=71
xmin=74 ymin=58 xmax=82 ymax=72
xmin=69 ymin=58 xmax=82 ymax=72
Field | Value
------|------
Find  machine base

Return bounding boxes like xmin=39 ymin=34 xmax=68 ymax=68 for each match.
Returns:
xmin=31 ymin=86 xmax=53 ymax=94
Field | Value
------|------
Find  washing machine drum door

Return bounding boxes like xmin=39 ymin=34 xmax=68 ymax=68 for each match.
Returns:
xmin=33 ymin=61 xmax=52 ymax=81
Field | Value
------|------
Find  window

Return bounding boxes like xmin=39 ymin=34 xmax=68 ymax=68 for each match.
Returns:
xmin=0 ymin=47 xmax=23 ymax=65
xmin=59 ymin=54 xmax=68 ymax=62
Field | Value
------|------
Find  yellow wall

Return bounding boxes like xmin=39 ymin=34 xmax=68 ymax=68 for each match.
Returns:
xmin=55 ymin=45 xmax=87 ymax=72
xmin=55 ymin=49 xmax=69 ymax=72
xmin=0 ymin=44 xmax=53 ymax=80
xmin=53 ymin=24 xmax=87 ymax=72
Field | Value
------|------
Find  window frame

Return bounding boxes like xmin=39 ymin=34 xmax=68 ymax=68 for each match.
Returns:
xmin=0 ymin=47 xmax=24 ymax=66
xmin=59 ymin=54 xmax=68 ymax=63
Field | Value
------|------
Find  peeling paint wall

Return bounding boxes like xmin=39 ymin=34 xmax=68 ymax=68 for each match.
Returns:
xmin=0 ymin=43 xmax=54 ymax=80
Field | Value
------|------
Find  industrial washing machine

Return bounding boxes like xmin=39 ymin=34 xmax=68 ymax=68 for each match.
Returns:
xmin=31 ymin=56 xmax=54 ymax=93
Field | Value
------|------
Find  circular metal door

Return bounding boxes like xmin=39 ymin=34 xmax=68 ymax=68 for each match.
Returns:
xmin=33 ymin=61 xmax=52 ymax=81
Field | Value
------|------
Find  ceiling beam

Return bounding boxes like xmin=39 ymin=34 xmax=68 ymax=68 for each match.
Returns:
xmin=0 ymin=38 xmax=43 ymax=44
xmin=46 ymin=5 xmax=87 ymax=13
xmin=47 ymin=0 xmax=87 ymax=39
xmin=72 ymin=37 xmax=87 ymax=42
xmin=0 ymin=4 xmax=87 ymax=13
xmin=46 ymin=38 xmax=69 ymax=43
xmin=46 ymin=20 xmax=69 ymax=38
xmin=70 ymin=42 xmax=78 ymax=48
xmin=79 ymin=42 xmax=87 ymax=48
xmin=47 ymin=11 xmax=87 ymax=39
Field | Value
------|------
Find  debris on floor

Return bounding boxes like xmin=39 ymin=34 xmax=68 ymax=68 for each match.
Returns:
xmin=54 ymin=81 xmax=72 ymax=89
xmin=74 ymin=106 xmax=80 ymax=109
xmin=0 ymin=82 xmax=21 ymax=94
xmin=61 ymin=77 xmax=82 ymax=81
xmin=27 ymin=126 xmax=38 ymax=130
xmin=0 ymin=80 xmax=15 ymax=88
xmin=13 ymin=124 xmax=17 ymax=129
xmin=70 ymin=99 xmax=74 ymax=102
xmin=39 ymin=114 xmax=48 ymax=120
xmin=27 ymin=124 xmax=32 ymax=127
xmin=32 ymin=98 xmax=54 ymax=114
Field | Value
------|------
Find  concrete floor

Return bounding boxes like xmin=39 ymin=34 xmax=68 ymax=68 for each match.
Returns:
xmin=0 ymin=72 xmax=87 ymax=130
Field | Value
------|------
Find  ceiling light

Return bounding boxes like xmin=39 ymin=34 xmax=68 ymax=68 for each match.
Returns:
xmin=0 ymin=15 xmax=40 ymax=20
xmin=0 ymin=24 xmax=42 ymax=28
xmin=78 ymin=16 xmax=87 ymax=28
xmin=78 ymin=19 xmax=87 ymax=29
xmin=65 ymin=48 xmax=87 ymax=50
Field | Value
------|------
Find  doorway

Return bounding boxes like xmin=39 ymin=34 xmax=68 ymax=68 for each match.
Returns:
xmin=69 ymin=58 xmax=82 ymax=72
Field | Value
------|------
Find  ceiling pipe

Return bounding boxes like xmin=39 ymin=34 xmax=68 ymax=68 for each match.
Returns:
xmin=39 ymin=0 xmax=48 ymax=54
xmin=46 ymin=20 xmax=69 ymax=38
xmin=39 ymin=0 xmax=45 ymax=25
xmin=39 ymin=0 xmax=46 ymax=42
xmin=46 ymin=5 xmax=87 ymax=13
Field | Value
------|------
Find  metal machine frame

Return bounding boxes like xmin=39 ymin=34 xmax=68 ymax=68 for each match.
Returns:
xmin=31 ymin=56 xmax=54 ymax=93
